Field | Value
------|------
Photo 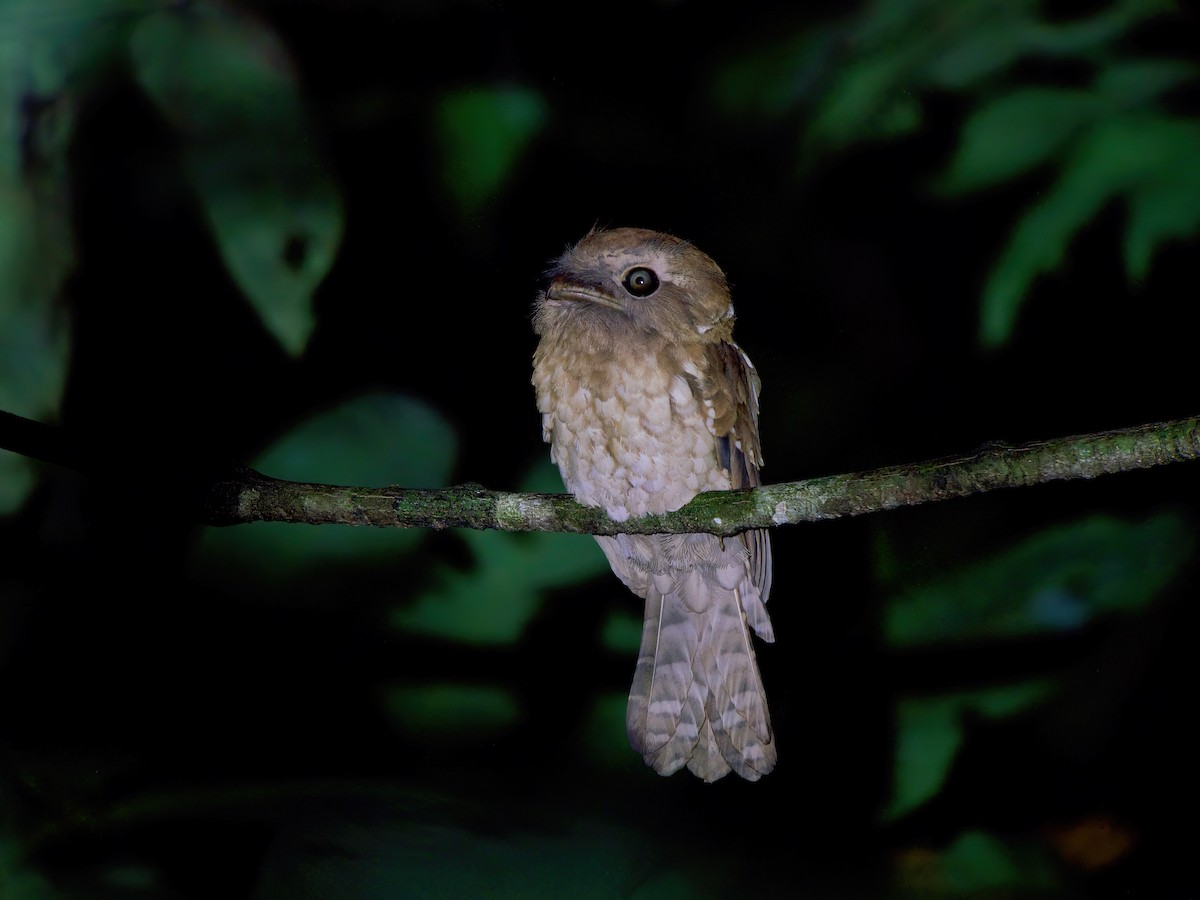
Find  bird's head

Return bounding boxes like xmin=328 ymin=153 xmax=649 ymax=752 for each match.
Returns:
xmin=534 ymin=227 xmax=734 ymax=347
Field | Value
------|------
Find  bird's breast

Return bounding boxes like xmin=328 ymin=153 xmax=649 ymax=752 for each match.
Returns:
xmin=533 ymin=343 xmax=730 ymax=521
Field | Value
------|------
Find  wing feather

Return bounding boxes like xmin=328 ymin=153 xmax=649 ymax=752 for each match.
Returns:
xmin=701 ymin=339 xmax=773 ymax=616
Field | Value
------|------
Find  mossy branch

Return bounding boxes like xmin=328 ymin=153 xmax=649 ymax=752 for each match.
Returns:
xmin=195 ymin=416 xmax=1200 ymax=536
xmin=3 ymin=410 xmax=1197 ymax=536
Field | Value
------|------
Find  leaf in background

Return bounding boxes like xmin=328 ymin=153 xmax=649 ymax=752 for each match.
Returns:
xmin=1027 ymin=0 xmax=1173 ymax=56
xmin=804 ymin=50 xmax=924 ymax=151
xmin=731 ymin=1 xmax=1044 ymax=157
xmin=130 ymin=2 xmax=343 ymax=356
xmin=390 ymin=460 xmax=608 ymax=645
xmin=935 ymin=831 xmax=1058 ymax=894
xmin=1096 ymin=59 xmax=1200 ymax=107
xmin=978 ymin=114 xmax=1194 ymax=347
xmin=194 ymin=392 xmax=455 ymax=578
xmin=382 ymin=683 xmax=520 ymax=744
xmin=708 ymin=0 xmax=1193 ymax=349
xmin=0 ymin=1 xmax=106 ymax=513
xmin=893 ymin=830 xmax=1060 ymax=896
xmin=0 ymin=230 xmax=69 ymax=512
xmin=886 ymin=694 xmax=962 ymax=821
xmin=0 ymin=332 xmax=66 ymax=513
xmin=884 ymin=512 xmax=1193 ymax=648
xmin=920 ymin=6 xmax=1034 ymax=90
xmin=884 ymin=681 xmax=1056 ymax=820
xmin=0 ymin=836 xmax=55 ymax=900
xmin=712 ymin=29 xmax=841 ymax=120
xmin=599 ymin=609 xmax=641 ymax=654
xmin=578 ymin=691 xmax=642 ymax=772
xmin=433 ymin=84 xmax=546 ymax=220
xmin=252 ymin=817 xmax=712 ymax=900
xmin=1122 ymin=119 xmax=1200 ymax=280
xmin=935 ymin=90 xmax=1101 ymax=195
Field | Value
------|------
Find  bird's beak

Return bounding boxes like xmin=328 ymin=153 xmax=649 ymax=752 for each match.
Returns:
xmin=545 ymin=276 xmax=623 ymax=310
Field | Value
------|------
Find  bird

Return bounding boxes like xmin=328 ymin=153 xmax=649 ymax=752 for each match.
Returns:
xmin=531 ymin=226 xmax=775 ymax=782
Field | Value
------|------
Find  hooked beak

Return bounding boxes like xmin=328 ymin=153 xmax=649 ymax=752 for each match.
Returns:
xmin=545 ymin=276 xmax=623 ymax=311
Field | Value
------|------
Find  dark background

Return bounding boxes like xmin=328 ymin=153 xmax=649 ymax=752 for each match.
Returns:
xmin=2 ymin=0 xmax=1199 ymax=897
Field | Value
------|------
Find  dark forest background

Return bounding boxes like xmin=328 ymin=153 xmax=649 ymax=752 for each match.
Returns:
xmin=2 ymin=0 xmax=1200 ymax=897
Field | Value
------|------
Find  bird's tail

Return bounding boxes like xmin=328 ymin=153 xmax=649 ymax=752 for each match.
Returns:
xmin=626 ymin=569 xmax=775 ymax=782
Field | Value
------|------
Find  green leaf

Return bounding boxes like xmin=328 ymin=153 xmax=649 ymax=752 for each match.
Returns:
xmin=0 ymin=8 xmax=85 ymax=513
xmin=0 ymin=303 xmax=69 ymax=514
xmin=251 ymin=817 xmax=714 ymax=900
xmin=805 ymin=49 xmax=917 ymax=151
xmin=886 ymin=694 xmax=964 ymax=820
xmin=936 ymin=830 xmax=1059 ymax=894
xmin=884 ymin=512 xmax=1193 ymax=648
xmin=936 ymin=89 xmax=1101 ymax=195
xmin=881 ymin=511 xmax=1192 ymax=821
xmin=578 ymin=691 xmax=645 ymax=772
xmin=924 ymin=27 xmax=1026 ymax=90
xmin=382 ymin=683 xmax=520 ymax=742
xmin=804 ymin=0 xmax=1036 ymax=152
xmin=130 ymin=3 xmax=342 ymax=356
xmin=1027 ymin=0 xmax=1174 ymax=56
xmin=1096 ymin=59 xmax=1200 ymax=107
xmin=1 ymin=0 xmax=135 ymax=179
xmin=189 ymin=160 xmax=342 ymax=356
xmin=0 ymin=451 xmax=35 ymax=515
xmin=390 ymin=460 xmax=609 ymax=645
xmin=979 ymin=113 xmax=1186 ymax=346
xmin=712 ymin=30 xmax=835 ymax=119
xmin=884 ymin=682 xmax=1055 ymax=820
xmin=940 ymin=831 xmax=1023 ymax=890
xmin=194 ymin=392 xmax=456 ymax=578
xmin=434 ymin=84 xmax=546 ymax=219
xmin=599 ymin=610 xmax=642 ymax=654
xmin=1122 ymin=120 xmax=1200 ymax=280
xmin=1125 ymin=179 xmax=1200 ymax=280
xmin=0 ymin=837 xmax=55 ymax=900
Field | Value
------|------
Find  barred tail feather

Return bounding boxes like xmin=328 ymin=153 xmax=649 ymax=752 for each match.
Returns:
xmin=626 ymin=578 xmax=776 ymax=782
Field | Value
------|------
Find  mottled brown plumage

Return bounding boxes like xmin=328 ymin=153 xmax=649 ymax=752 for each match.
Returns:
xmin=532 ymin=227 xmax=775 ymax=781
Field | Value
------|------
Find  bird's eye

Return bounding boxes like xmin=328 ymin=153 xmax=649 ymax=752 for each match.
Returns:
xmin=622 ymin=266 xmax=660 ymax=297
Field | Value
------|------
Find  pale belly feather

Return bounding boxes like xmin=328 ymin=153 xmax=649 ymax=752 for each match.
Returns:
xmin=534 ymin=348 xmax=729 ymax=522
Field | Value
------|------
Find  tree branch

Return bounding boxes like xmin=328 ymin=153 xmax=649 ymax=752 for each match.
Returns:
xmin=3 ymin=410 xmax=1196 ymax=536
xmin=0 ymin=409 xmax=83 ymax=471
xmin=196 ymin=416 xmax=1200 ymax=536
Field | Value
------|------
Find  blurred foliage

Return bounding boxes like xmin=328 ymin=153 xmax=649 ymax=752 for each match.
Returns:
xmin=1 ymin=0 xmax=340 ymax=511
xmin=892 ymin=830 xmax=1059 ymax=898
xmin=880 ymin=511 xmax=1193 ymax=821
xmin=382 ymin=682 xmax=520 ymax=744
xmin=885 ymin=680 xmax=1057 ymax=820
xmin=599 ymin=605 xmax=643 ymax=654
xmin=434 ymin=84 xmax=546 ymax=223
xmin=253 ymin=817 xmax=713 ymax=900
xmin=195 ymin=391 xmax=455 ymax=578
xmin=0 ymin=838 xmax=55 ymax=900
xmin=715 ymin=0 xmax=1200 ymax=346
xmin=578 ymin=691 xmax=644 ymax=773
xmin=129 ymin=3 xmax=343 ymax=356
xmin=882 ymin=511 xmax=1193 ymax=646
xmin=390 ymin=460 xmax=608 ymax=644
xmin=969 ymin=108 xmax=1200 ymax=345
xmin=0 ymin=0 xmax=92 ymax=512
